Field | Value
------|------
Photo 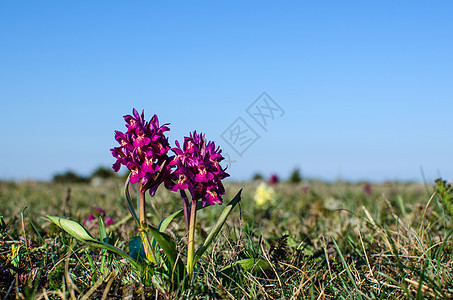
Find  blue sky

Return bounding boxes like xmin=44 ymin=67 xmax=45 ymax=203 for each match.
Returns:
xmin=1 ymin=1 xmax=453 ymax=182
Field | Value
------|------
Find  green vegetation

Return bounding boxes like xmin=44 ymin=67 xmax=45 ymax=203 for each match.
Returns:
xmin=1 ymin=179 xmax=452 ymax=299
xmin=52 ymin=166 xmax=119 ymax=183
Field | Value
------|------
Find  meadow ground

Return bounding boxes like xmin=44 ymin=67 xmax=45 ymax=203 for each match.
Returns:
xmin=0 ymin=178 xmax=452 ymax=299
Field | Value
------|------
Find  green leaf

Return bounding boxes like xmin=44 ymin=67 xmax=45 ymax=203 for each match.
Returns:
xmin=158 ymin=201 xmax=206 ymax=232
xmin=46 ymin=215 xmax=140 ymax=269
xmin=193 ymin=190 xmax=242 ymax=266
xmin=237 ymin=258 xmax=270 ymax=271
xmin=98 ymin=216 xmax=108 ymax=275
xmin=99 ymin=216 xmax=107 ymax=242
xmin=147 ymin=224 xmax=186 ymax=283
xmin=221 ymin=258 xmax=270 ymax=273
xmin=47 ymin=215 xmax=98 ymax=243
xmin=129 ymin=236 xmax=146 ymax=262
xmin=159 ymin=209 xmax=184 ymax=232
xmin=147 ymin=225 xmax=178 ymax=266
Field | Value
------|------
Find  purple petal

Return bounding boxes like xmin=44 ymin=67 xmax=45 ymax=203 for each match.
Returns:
xmin=112 ymin=160 xmax=122 ymax=172
xmin=132 ymin=108 xmax=140 ymax=120
xmin=133 ymin=135 xmax=151 ymax=148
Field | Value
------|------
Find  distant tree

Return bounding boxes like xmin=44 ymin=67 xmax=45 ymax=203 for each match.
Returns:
xmin=252 ymin=173 xmax=264 ymax=181
xmin=90 ymin=166 xmax=116 ymax=179
xmin=288 ymin=168 xmax=302 ymax=184
xmin=53 ymin=171 xmax=89 ymax=183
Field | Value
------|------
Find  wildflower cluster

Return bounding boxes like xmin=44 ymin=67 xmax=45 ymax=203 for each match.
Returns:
xmin=167 ymin=131 xmax=229 ymax=206
xmin=110 ymin=109 xmax=171 ymax=196
xmin=110 ymin=109 xmax=229 ymax=205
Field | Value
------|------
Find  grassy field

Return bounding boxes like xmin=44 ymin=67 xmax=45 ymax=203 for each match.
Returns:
xmin=1 ymin=178 xmax=452 ymax=299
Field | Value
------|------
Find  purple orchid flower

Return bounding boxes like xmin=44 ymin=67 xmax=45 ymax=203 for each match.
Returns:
xmin=166 ymin=131 xmax=229 ymax=206
xmin=104 ymin=217 xmax=114 ymax=226
xmin=83 ymin=214 xmax=97 ymax=227
xmin=110 ymin=108 xmax=172 ymax=196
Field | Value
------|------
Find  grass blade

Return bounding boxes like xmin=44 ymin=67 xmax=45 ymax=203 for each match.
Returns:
xmin=193 ymin=190 xmax=242 ymax=266
xmin=332 ymin=238 xmax=366 ymax=300
xmin=98 ymin=216 xmax=108 ymax=275
xmin=158 ymin=201 xmax=206 ymax=232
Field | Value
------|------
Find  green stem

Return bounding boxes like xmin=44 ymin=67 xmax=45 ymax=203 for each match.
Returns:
xmin=138 ymin=183 xmax=154 ymax=262
xmin=186 ymin=199 xmax=198 ymax=279
xmin=139 ymin=183 xmax=146 ymax=226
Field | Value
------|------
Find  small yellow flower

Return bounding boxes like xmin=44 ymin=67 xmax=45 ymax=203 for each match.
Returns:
xmin=254 ymin=183 xmax=276 ymax=206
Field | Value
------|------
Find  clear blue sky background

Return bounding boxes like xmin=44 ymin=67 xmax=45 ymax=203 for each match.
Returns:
xmin=1 ymin=1 xmax=452 ymax=182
